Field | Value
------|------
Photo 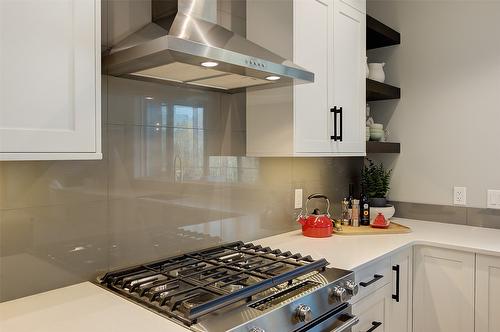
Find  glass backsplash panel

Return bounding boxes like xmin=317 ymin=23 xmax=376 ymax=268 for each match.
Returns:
xmin=0 ymin=76 xmax=361 ymax=302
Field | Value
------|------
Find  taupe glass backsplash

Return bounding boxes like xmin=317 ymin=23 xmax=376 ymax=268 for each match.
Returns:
xmin=0 ymin=76 xmax=362 ymax=302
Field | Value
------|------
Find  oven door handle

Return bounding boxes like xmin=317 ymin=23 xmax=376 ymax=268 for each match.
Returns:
xmin=330 ymin=313 xmax=360 ymax=332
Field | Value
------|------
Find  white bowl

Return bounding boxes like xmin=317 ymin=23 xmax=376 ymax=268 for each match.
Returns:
xmin=370 ymin=123 xmax=383 ymax=130
xmin=370 ymin=131 xmax=384 ymax=141
xmin=370 ymin=205 xmax=395 ymax=222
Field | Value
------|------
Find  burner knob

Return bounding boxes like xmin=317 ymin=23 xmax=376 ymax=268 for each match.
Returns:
xmin=331 ymin=286 xmax=347 ymax=302
xmin=248 ymin=328 xmax=265 ymax=332
xmin=295 ymin=304 xmax=313 ymax=322
xmin=345 ymin=280 xmax=359 ymax=296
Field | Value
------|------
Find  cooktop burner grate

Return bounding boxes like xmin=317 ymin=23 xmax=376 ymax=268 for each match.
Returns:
xmin=99 ymin=241 xmax=328 ymax=325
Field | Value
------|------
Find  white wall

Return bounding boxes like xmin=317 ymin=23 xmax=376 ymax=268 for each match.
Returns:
xmin=367 ymin=0 xmax=500 ymax=208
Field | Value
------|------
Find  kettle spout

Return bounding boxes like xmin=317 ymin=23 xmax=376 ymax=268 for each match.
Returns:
xmin=297 ymin=218 xmax=306 ymax=226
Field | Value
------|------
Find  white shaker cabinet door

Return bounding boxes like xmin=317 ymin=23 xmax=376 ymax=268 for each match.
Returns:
xmin=413 ymin=246 xmax=475 ymax=332
xmin=0 ymin=0 xmax=101 ymax=160
xmin=389 ymin=248 xmax=412 ymax=332
xmin=332 ymin=0 xmax=366 ymax=155
xmin=293 ymin=0 xmax=335 ymax=154
xmin=475 ymin=254 xmax=500 ymax=332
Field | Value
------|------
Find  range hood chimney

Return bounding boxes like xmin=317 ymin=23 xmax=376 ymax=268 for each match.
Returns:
xmin=103 ymin=0 xmax=314 ymax=93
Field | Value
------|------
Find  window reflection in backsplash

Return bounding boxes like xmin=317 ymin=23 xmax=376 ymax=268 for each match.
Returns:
xmin=133 ymin=90 xmax=258 ymax=184
xmin=208 ymin=157 xmax=259 ymax=183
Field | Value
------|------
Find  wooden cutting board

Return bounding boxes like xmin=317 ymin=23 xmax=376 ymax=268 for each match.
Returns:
xmin=333 ymin=221 xmax=411 ymax=235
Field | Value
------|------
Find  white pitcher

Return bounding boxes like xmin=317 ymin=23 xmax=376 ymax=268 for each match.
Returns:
xmin=368 ymin=63 xmax=386 ymax=83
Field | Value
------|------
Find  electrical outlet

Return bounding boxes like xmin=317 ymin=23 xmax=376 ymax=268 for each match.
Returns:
xmin=294 ymin=189 xmax=303 ymax=209
xmin=487 ymin=190 xmax=500 ymax=209
xmin=453 ymin=186 xmax=467 ymax=205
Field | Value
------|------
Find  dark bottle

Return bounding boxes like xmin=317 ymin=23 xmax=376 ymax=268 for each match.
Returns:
xmin=360 ymin=193 xmax=370 ymax=226
xmin=347 ymin=183 xmax=354 ymax=224
xmin=348 ymin=183 xmax=354 ymax=201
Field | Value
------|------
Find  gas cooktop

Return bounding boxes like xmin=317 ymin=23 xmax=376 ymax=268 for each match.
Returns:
xmin=98 ymin=241 xmax=359 ymax=332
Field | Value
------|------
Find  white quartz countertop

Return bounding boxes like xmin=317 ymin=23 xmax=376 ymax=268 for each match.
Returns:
xmin=254 ymin=218 xmax=500 ymax=271
xmin=2 ymin=218 xmax=500 ymax=331
xmin=0 ymin=282 xmax=189 ymax=332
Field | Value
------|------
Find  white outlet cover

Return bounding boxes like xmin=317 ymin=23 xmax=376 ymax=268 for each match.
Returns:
xmin=487 ymin=190 xmax=500 ymax=209
xmin=294 ymin=189 xmax=303 ymax=209
xmin=453 ymin=186 xmax=467 ymax=205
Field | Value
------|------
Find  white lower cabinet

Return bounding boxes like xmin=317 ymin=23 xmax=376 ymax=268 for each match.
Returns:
xmin=413 ymin=246 xmax=475 ymax=332
xmin=475 ymin=254 xmax=500 ymax=332
xmin=352 ymin=246 xmax=499 ymax=332
xmin=390 ymin=248 xmax=412 ymax=332
xmin=352 ymin=283 xmax=392 ymax=332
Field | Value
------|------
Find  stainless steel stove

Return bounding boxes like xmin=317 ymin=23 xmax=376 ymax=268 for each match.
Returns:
xmin=98 ymin=241 xmax=359 ymax=332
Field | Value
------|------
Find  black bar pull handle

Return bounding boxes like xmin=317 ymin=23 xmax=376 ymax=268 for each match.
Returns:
xmin=359 ymin=274 xmax=383 ymax=287
xmin=392 ymin=264 xmax=400 ymax=302
xmin=330 ymin=107 xmax=338 ymax=141
xmin=366 ymin=321 xmax=382 ymax=332
xmin=338 ymin=106 xmax=343 ymax=142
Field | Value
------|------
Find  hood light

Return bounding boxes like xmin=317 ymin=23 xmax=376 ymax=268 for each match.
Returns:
xmin=201 ymin=61 xmax=219 ymax=68
xmin=265 ymin=75 xmax=281 ymax=81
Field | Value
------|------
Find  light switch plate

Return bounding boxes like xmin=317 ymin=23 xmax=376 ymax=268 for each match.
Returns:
xmin=487 ymin=190 xmax=500 ymax=209
xmin=294 ymin=189 xmax=303 ymax=209
xmin=453 ymin=186 xmax=467 ymax=205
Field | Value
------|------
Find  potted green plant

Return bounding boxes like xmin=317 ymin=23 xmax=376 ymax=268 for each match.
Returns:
xmin=361 ymin=159 xmax=392 ymax=207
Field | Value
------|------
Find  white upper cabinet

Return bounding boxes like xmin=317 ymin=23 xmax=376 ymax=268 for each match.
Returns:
xmin=475 ymin=254 xmax=500 ymax=332
xmin=246 ymin=0 xmax=366 ymax=157
xmin=293 ymin=0 xmax=334 ymax=154
xmin=0 ymin=0 xmax=101 ymax=160
xmin=332 ymin=0 xmax=366 ymax=154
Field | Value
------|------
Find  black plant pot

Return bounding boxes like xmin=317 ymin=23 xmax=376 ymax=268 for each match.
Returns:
xmin=369 ymin=197 xmax=387 ymax=207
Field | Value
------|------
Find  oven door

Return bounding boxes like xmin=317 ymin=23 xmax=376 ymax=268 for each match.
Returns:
xmin=293 ymin=303 xmax=359 ymax=332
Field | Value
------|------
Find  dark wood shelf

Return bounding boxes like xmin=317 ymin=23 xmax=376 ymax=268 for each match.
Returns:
xmin=366 ymin=141 xmax=400 ymax=153
xmin=367 ymin=15 xmax=400 ymax=50
xmin=366 ymin=79 xmax=400 ymax=101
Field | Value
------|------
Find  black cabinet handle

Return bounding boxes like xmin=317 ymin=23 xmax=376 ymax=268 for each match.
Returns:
xmin=359 ymin=274 xmax=383 ymax=287
xmin=331 ymin=107 xmax=338 ymax=141
xmin=366 ymin=321 xmax=382 ymax=332
xmin=330 ymin=107 xmax=343 ymax=141
xmin=392 ymin=264 xmax=400 ymax=302
xmin=338 ymin=106 xmax=343 ymax=142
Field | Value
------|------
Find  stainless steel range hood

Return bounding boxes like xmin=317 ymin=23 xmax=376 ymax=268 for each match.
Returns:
xmin=103 ymin=0 xmax=314 ymax=93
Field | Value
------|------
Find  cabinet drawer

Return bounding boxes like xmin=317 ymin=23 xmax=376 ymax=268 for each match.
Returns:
xmin=352 ymin=257 xmax=391 ymax=303
xmin=352 ymin=283 xmax=391 ymax=332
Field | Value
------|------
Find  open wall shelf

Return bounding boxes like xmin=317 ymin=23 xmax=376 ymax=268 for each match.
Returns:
xmin=366 ymin=14 xmax=401 ymax=154
xmin=367 ymin=15 xmax=401 ymax=50
xmin=367 ymin=79 xmax=400 ymax=101
xmin=366 ymin=141 xmax=400 ymax=154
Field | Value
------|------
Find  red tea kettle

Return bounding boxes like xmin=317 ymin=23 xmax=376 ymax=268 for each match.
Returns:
xmin=297 ymin=194 xmax=333 ymax=238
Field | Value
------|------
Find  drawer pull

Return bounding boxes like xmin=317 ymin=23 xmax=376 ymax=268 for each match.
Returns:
xmin=392 ymin=264 xmax=400 ymax=302
xmin=359 ymin=274 xmax=383 ymax=287
xmin=365 ymin=321 xmax=382 ymax=332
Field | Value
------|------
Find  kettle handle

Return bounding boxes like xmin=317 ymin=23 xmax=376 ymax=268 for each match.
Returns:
xmin=305 ymin=193 xmax=331 ymax=217
xmin=307 ymin=193 xmax=328 ymax=200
